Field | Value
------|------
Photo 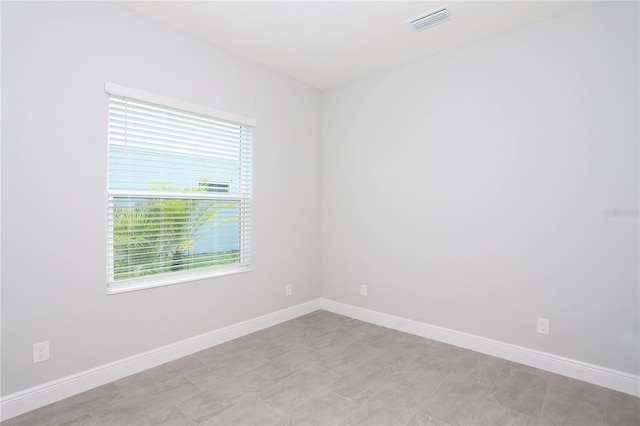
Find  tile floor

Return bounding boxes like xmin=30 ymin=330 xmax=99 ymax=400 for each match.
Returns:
xmin=3 ymin=310 xmax=639 ymax=425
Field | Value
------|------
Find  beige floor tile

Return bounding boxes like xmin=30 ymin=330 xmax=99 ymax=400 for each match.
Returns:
xmin=115 ymin=356 xmax=205 ymax=393
xmin=473 ymin=396 xmax=539 ymax=426
xmin=329 ymin=360 xmax=394 ymax=404
xmin=342 ymin=381 xmax=426 ymax=426
xmin=176 ymin=390 xmax=236 ymax=424
xmin=387 ymin=352 xmax=458 ymax=396
xmin=4 ymin=311 xmax=638 ymax=426
xmin=540 ymin=390 xmax=606 ymax=426
xmin=252 ymin=346 xmax=326 ymax=382
xmin=421 ymin=375 xmax=492 ymax=425
xmin=320 ymin=340 xmax=376 ymax=376
xmin=259 ymin=365 xmax=340 ymax=413
xmin=603 ymin=388 xmax=640 ymax=426
xmin=288 ymin=389 xmax=356 ymax=426
xmin=200 ymin=396 xmax=287 ymax=426
xmin=489 ymin=361 xmax=550 ymax=418
xmin=407 ymin=411 xmax=451 ymax=426
xmin=139 ymin=405 xmax=195 ymax=426
xmin=547 ymin=374 xmax=604 ymax=407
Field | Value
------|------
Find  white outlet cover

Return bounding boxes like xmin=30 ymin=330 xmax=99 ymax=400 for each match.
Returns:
xmin=33 ymin=341 xmax=50 ymax=363
xmin=537 ymin=318 xmax=550 ymax=335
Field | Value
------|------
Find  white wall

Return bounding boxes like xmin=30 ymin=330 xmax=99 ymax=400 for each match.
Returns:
xmin=1 ymin=1 xmax=321 ymax=395
xmin=321 ymin=2 xmax=639 ymax=375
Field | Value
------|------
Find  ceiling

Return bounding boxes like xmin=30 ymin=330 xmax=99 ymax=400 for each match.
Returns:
xmin=116 ymin=1 xmax=593 ymax=90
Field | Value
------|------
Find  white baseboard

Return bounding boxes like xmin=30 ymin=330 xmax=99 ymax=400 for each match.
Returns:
xmin=0 ymin=299 xmax=322 ymax=422
xmin=3 ymin=298 xmax=638 ymax=422
xmin=320 ymin=298 xmax=640 ymax=397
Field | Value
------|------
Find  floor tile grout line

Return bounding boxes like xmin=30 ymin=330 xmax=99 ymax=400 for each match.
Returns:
xmin=538 ymin=373 xmax=551 ymax=424
xmin=470 ymin=359 xmax=507 ymax=426
xmin=327 ymin=389 xmax=361 ymax=426
xmin=173 ymin=401 xmax=196 ymax=425
xmin=603 ymin=387 xmax=610 ymax=426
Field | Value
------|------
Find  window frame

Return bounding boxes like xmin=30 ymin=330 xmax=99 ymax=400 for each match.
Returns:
xmin=105 ymin=82 xmax=255 ymax=294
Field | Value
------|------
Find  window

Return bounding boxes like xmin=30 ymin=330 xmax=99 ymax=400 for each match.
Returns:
xmin=106 ymin=83 xmax=254 ymax=294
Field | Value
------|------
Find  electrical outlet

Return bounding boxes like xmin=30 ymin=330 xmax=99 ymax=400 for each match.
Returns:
xmin=33 ymin=341 xmax=50 ymax=363
xmin=360 ymin=285 xmax=368 ymax=296
xmin=537 ymin=317 xmax=550 ymax=335
xmin=285 ymin=284 xmax=292 ymax=296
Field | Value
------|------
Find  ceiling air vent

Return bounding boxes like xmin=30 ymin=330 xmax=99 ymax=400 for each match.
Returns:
xmin=407 ymin=6 xmax=453 ymax=32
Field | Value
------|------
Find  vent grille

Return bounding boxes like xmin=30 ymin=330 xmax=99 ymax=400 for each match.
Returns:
xmin=408 ymin=6 xmax=453 ymax=32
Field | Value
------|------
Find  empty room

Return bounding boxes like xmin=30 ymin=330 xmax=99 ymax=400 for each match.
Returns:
xmin=1 ymin=1 xmax=638 ymax=425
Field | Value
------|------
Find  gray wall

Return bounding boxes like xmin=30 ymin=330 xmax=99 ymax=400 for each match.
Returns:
xmin=321 ymin=1 xmax=639 ymax=375
xmin=1 ymin=1 xmax=321 ymax=395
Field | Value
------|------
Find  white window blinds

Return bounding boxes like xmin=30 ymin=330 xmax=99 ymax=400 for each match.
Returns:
xmin=106 ymin=83 xmax=253 ymax=293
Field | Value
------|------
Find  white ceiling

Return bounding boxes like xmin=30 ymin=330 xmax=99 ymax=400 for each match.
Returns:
xmin=117 ymin=1 xmax=593 ymax=90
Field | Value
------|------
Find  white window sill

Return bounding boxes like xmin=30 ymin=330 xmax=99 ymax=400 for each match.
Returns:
xmin=107 ymin=265 xmax=252 ymax=295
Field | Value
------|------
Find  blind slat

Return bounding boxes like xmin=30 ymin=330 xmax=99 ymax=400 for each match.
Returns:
xmin=107 ymin=91 xmax=253 ymax=292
